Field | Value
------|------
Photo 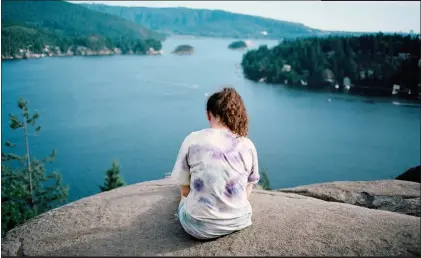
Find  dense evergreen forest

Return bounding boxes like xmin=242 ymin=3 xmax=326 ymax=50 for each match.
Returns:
xmin=1 ymin=24 xmax=163 ymax=59
xmin=241 ymin=33 xmax=421 ymax=98
xmin=1 ymin=0 xmax=164 ymax=59
xmin=2 ymin=0 xmax=164 ymax=40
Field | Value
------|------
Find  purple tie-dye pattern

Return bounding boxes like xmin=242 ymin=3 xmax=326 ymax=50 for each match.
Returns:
xmin=217 ymin=205 xmax=231 ymax=212
xmin=248 ymin=173 xmax=260 ymax=183
xmin=227 ymin=152 xmax=244 ymax=164
xmin=198 ymin=197 xmax=213 ymax=208
xmin=203 ymin=172 xmax=217 ymax=185
xmin=181 ymin=155 xmax=189 ymax=171
xmin=193 ymin=178 xmax=205 ymax=192
xmin=224 ymin=179 xmax=243 ymax=198
xmin=211 ymin=135 xmax=243 ymax=162
xmin=190 ymin=144 xmax=203 ymax=155
xmin=211 ymin=150 xmax=225 ymax=160
xmin=191 ymin=140 xmax=244 ymax=165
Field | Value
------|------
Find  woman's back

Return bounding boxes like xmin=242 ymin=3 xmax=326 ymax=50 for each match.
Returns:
xmin=173 ymin=127 xmax=258 ymax=216
xmin=172 ymin=87 xmax=260 ymax=239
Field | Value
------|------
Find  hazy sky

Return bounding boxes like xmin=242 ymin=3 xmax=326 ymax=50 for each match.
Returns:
xmin=73 ymin=1 xmax=420 ymax=33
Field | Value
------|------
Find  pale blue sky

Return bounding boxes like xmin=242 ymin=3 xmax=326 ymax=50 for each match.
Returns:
xmin=73 ymin=1 xmax=420 ymax=33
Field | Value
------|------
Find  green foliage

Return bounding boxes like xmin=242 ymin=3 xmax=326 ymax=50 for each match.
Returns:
xmin=83 ymin=4 xmax=333 ymax=39
xmin=1 ymin=23 xmax=163 ymax=58
xmin=1 ymin=0 xmax=164 ymax=58
xmin=99 ymin=161 xmax=125 ymax=192
xmin=1 ymin=0 xmax=164 ymax=40
xmin=228 ymin=41 xmax=247 ymax=49
xmin=258 ymin=168 xmax=272 ymax=190
xmin=145 ymin=39 xmax=163 ymax=52
xmin=2 ymin=98 xmax=69 ymax=237
xmin=241 ymin=33 xmax=421 ymax=97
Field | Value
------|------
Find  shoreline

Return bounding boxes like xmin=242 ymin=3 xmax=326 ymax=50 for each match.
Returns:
xmin=251 ymin=81 xmax=421 ymax=102
xmin=2 ymin=44 xmax=164 ymax=61
xmin=1 ymin=52 xmax=162 ymax=61
xmin=3 ymin=53 xmax=419 ymax=102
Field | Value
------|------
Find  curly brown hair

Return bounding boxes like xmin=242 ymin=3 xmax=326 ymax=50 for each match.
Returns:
xmin=206 ymin=87 xmax=249 ymax=137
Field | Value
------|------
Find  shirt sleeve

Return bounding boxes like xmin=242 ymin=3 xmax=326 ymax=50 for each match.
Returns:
xmin=247 ymin=141 xmax=260 ymax=185
xmin=171 ymin=134 xmax=192 ymax=186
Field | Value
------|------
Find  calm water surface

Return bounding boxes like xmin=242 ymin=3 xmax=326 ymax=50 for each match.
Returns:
xmin=2 ymin=38 xmax=420 ymax=201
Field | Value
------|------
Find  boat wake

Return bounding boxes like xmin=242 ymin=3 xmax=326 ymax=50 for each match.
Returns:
xmin=392 ymin=101 xmax=420 ymax=108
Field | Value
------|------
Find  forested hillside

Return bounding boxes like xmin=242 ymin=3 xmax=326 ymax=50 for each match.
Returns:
xmin=241 ymin=33 xmax=421 ymax=98
xmin=1 ymin=0 xmax=164 ymax=59
xmin=2 ymin=0 xmax=164 ymax=40
xmin=82 ymin=4 xmax=326 ymax=39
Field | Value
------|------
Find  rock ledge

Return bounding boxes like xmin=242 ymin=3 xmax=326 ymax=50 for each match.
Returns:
xmin=2 ymin=179 xmax=420 ymax=256
xmin=278 ymin=180 xmax=420 ymax=217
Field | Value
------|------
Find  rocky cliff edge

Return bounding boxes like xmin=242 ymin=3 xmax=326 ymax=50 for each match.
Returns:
xmin=1 ymin=178 xmax=420 ymax=256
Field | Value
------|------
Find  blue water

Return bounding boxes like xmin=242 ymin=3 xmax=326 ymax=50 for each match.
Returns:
xmin=2 ymin=37 xmax=420 ymax=201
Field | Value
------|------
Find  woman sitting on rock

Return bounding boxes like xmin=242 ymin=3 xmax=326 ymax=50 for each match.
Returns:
xmin=171 ymin=87 xmax=260 ymax=240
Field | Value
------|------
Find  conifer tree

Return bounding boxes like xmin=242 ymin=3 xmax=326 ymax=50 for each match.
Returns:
xmin=258 ymin=168 xmax=272 ymax=190
xmin=2 ymin=98 xmax=68 ymax=237
xmin=99 ymin=161 xmax=125 ymax=192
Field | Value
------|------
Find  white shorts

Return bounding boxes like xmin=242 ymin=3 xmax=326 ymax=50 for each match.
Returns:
xmin=177 ymin=197 xmax=252 ymax=240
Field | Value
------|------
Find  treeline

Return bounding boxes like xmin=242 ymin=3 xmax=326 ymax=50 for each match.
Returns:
xmin=241 ymin=33 xmax=420 ymax=97
xmin=1 ymin=24 xmax=162 ymax=58
xmin=1 ymin=98 xmax=126 ymax=237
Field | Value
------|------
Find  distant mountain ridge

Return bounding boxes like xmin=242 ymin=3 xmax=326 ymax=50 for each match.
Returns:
xmin=82 ymin=4 xmax=330 ymax=39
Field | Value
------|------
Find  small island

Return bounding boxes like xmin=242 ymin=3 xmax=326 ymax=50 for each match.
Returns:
xmin=172 ymin=44 xmax=194 ymax=55
xmin=228 ymin=40 xmax=248 ymax=50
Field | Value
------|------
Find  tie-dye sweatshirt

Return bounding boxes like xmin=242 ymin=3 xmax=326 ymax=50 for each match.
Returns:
xmin=171 ymin=128 xmax=260 ymax=237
